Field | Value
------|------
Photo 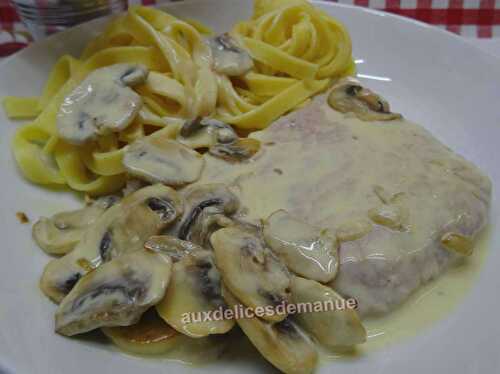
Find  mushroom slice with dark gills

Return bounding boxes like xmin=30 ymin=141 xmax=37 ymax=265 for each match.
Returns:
xmin=177 ymin=117 xmax=261 ymax=162
xmin=263 ymin=210 xmax=339 ymax=284
xmin=211 ymin=227 xmax=291 ymax=322
xmin=174 ymin=184 xmax=239 ymax=244
xmin=123 ymin=136 xmax=204 ymax=186
xmin=327 ymin=77 xmax=402 ymax=121
xmin=188 ymin=211 xmax=234 ymax=248
xmin=156 ymin=249 xmax=235 ymax=338
xmin=32 ymin=196 xmax=119 ymax=255
xmin=207 ymin=33 xmax=254 ymax=76
xmin=145 ymin=235 xmax=234 ymax=336
xmin=222 ymin=284 xmax=317 ymax=374
xmin=55 ymin=250 xmax=172 ymax=336
xmin=40 ymin=184 xmax=183 ymax=303
xmin=177 ymin=117 xmax=238 ymax=149
xmin=290 ymin=275 xmax=366 ymax=350
xmin=208 ymin=138 xmax=261 ymax=162
xmin=57 ymin=64 xmax=148 ymax=145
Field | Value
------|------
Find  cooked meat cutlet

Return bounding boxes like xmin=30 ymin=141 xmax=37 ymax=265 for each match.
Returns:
xmin=196 ymin=92 xmax=491 ymax=316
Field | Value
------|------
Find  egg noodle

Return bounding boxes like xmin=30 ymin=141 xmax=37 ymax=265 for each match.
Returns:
xmin=3 ymin=0 xmax=354 ymax=195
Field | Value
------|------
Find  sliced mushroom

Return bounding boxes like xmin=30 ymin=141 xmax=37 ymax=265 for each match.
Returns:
xmin=156 ymin=249 xmax=234 ymax=338
xmin=107 ymin=310 xmax=229 ymax=362
xmin=177 ymin=117 xmax=260 ymax=162
xmin=290 ymin=275 xmax=366 ymax=350
xmin=263 ymin=210 xmax=339 ymax=283
xmin=40 ymin=184 xmax=183 ymax=303
xmin=145 ymin=236 xmax=237 ymax=338
xmin=327 ymin=78 xmax=402 ymax=121
xmin=209 ymin=138 xmax=261 ymax=162
xmin=55 ymin=250 xmax=172 ymax=336
xmin=174 ymin=184 xmax=239 ymax=244
xmin=188 ymin=211 xmax=234 ymax=248
xmin=211 ymin=227 xmax=291 ymax=322
xmin=123 ymin=136 xmax=204 ymax=186
xmin=222 ymin=284 xmax=317 ymax=374
xmin=207 ymin=33 xmax=254 ymax=76
xmin=32 ymin=196 xmax=119 ymax=255
xmin=102 ymin=308 xmax=180 ymax=356
xmin=57 ymin=64 xmax=148 ymax=145
xmin=144 ymin=235 xmax=199 ymax=262
xmin=440 ymin=232 xmax=474 ymax=256
xmin=177 ymin=117 xmax=238 ymax=149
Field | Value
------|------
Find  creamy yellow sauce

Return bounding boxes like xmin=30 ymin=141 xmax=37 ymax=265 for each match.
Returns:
xmin=328 ymin=227 xmax=491 ymax=359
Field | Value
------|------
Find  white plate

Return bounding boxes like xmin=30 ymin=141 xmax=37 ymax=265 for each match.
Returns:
xmin=0 ymin=1 xmax=499 ymax=373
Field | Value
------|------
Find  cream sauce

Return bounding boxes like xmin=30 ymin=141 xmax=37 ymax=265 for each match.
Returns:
xmin=324 ymin=227 xmax=490 ymax=359
xmin=216 ymin=230 xmax=491 ymax=368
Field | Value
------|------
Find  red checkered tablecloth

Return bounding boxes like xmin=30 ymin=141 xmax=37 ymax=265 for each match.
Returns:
xmin=1 ymin=0 xmax=499 ymax=57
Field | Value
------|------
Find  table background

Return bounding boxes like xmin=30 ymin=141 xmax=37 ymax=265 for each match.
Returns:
xmin=1 ymin=0 xmax=500 ymax=58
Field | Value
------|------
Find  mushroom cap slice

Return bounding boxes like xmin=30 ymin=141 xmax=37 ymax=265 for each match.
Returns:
xmin=222 ymin=285 xmax=318 ymax=374
xmin=102 ymin=309 xmax=180 ymax=356
xmin=177 ymin=117 xmax=238 ymax=149
xmin=290 ymin=275 xmax=366 ymax=349
xmin=177 ymin=118 xmax=259 ymax=163
xmin=188 ymin=211 xmax=234 ymax=249
xmin=207 ymin=33 xmax=254 ymax=76
xmin=263 ymin=210 xmax=339 ymax=283
xmin=106 ymin=309 xmax=229 ymax=362
xmin=211 ymin=227 xmax=291 ymax=322
xmin=40 ymin=184 xmax=183 ymax=303
xmin=55 ymin=250 xmax=172 ymax=336
xmin=123 ymin=136 xmax=204 ymax=186
xmin=32 ymin=196 xmax=119 ymax=255
xmin=327 ymin=77 xmax=402 ymax=121
xmin=156 ymin=250 xmax=235 ymax=338
xmin=57 ymin=64 xmax=148 ymax=145
xmin=208 ymin=138 xmax=261 ymax=162
xmin=175 ymin=184 xmax=239 ymax=243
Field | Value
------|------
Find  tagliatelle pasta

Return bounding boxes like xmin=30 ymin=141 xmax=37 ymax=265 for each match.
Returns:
xmin=3 ymin=0 xmax=354 ymax=195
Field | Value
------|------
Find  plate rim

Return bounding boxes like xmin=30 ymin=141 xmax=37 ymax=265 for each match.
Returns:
xmin=1 ymin=1 xmax=499 ymax=373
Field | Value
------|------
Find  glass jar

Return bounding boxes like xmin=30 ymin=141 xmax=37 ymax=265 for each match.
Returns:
xmin=11 ymin=0 xmax=128 ymax=40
